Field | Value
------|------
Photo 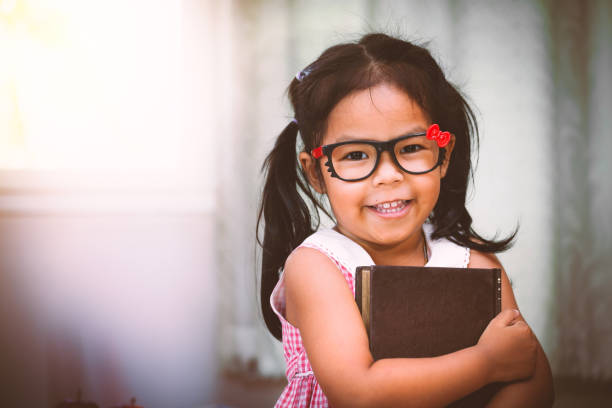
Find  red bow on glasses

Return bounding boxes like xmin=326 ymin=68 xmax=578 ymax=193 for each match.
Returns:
xmin=426 ymin=124 xmax=451 ymax=148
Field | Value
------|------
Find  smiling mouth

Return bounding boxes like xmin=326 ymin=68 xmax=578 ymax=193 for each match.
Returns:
xmin=368 ymin=199 xmax=410 ymax=214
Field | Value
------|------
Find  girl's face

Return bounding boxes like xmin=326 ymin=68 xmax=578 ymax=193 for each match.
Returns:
xmin=300 ymin=83 xmax=454 ymax=255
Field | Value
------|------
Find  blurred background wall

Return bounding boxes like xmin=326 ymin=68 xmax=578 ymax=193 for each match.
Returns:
xmin=0 ymin=0 xmax=610 ymax=407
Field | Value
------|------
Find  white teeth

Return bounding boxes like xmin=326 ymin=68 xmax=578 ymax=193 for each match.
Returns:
xmin=374 ymin=200 xmax=407 ymax=213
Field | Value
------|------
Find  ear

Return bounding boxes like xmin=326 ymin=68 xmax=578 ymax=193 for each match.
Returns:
xmin=299 ymin=151 xmax=326 ymax=194
xmin=440 ymin=134 xmax=456 ymax=178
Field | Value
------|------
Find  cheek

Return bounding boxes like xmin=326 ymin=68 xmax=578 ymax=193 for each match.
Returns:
xmin=324 ymin=179 xmax=367 ymax=212
xmin=416 ymin=175 xmax=442 ymax=204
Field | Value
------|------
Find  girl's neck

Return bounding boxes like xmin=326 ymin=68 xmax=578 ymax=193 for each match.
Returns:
xmin=335 ymin=225 xmax=429 ymax=266
xmin=369 ymin=233 xmax=428 ymax=266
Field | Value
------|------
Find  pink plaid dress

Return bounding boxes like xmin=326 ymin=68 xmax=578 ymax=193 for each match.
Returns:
xmin=269 ymin=224 xmax=470 ymax=407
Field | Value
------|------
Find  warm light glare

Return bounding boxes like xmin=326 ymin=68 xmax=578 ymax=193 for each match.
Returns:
xmin=0 ymin=0 xmax=183 ymax=171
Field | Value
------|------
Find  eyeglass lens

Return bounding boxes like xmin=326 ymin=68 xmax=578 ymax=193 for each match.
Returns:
xmin=329 ymin=136 xmax=440 ymax=180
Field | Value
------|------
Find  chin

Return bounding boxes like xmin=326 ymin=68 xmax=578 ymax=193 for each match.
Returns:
xmin=367 ymin=228 xmax=417 ymax=247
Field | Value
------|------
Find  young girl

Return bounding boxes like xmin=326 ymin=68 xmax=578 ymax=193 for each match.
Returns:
xmin=257 ymin=33 xmax=554 ymax=407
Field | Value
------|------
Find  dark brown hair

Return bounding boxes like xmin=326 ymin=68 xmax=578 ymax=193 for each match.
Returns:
xmin=257 ymin=33 xmax=516 ymax=340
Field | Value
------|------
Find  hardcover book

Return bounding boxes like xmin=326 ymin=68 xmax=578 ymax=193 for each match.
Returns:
xmin=355 ymin=265 xmax=502 ymax=407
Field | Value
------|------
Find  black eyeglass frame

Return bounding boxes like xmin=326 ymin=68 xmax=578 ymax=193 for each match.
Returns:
xmin=313 ymin=132 xmax=447 ymax=182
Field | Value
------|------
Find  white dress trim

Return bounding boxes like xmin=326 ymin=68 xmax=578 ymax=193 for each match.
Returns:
xmin=300 ymin=228 xmax=375 ymax=279
xmin=299 ymin=222 xmax=470 ymax=277
xmin=422 ymin=222 xmax=471 ymax=268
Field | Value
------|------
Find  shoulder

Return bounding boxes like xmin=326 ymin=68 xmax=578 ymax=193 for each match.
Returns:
xmin=468 ymin=249 xmax=510 ymax=287
xmin=284 ymin=245 xmax=348 ymax=290
xmin=283 ymin=246 xmax=356 ymax=328
xmin=285 ymin=245 xmax=338 ymax=276
xmin=467 ymin=249 xmax=502 ymax=269
xmin=282 ymin=229 xmax=342 ymax=285
xmin=468 ymin=249 xmax=519 ymax=310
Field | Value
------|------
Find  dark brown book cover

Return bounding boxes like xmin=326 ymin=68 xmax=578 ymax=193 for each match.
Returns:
xmin=355 ymin=265 xmax=502 ymax=407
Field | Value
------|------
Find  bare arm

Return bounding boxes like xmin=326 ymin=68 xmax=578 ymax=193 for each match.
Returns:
xmin=468 ymin=250 xmax=554 ymax=407
xmin=284 ymin=248 xmax=532 ymax=408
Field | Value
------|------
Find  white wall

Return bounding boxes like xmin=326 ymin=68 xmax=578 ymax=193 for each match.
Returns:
xmin=0 ymin=199 xmax=218 ymax=407
xmin=451 ymin=1 xmax=554 ymax=351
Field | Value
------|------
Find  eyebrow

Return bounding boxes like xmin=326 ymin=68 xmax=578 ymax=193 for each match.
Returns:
xmin=334 ymin=126 xmax=427 ymax=143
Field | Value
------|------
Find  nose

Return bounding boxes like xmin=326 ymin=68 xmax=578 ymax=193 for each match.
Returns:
xmin=371 ymin=150 xmax=403 ymax=186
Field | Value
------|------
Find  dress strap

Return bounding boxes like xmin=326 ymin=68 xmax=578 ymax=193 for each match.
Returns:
xmin=423 ymin=222 xmax=471 ymax=268
xmin=296 ymin=223 xmax=470 ymax=276
xmin=299 ymin=228 xmax=375 ymax=278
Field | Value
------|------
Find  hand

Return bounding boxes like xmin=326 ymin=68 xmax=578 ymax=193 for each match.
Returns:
xmin=476 ymin=309 xmax=538 ymax=383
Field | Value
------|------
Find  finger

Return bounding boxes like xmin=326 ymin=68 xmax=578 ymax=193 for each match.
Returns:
xmin=495 ymin=309 xmax=520 ymax=326
xmin=511 ymin=320 xmax=527 ymax=327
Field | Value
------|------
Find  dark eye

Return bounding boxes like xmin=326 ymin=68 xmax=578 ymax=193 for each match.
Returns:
xmin=399 ymin=144 xmax=423 ymax=154
xmin=343 ymin=151 xmax=369 ymax=161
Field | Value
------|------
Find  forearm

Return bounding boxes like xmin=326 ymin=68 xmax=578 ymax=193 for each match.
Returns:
xmin=331 ymin=346 xmax=491 ymax=408
xmin=485 ymin=346 xmax=554 ymax=408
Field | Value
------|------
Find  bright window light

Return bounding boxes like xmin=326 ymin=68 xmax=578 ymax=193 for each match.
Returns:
xmin=0 ymin=0 xmax=183 ymax=172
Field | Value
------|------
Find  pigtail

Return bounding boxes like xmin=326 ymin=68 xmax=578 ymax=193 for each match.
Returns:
xmin=257 ymin=120 xmax=321 ymax=341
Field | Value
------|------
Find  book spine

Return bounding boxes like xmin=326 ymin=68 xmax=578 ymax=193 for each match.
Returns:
xmin=495 ymin=268 xmax=502 ymax=315
xmin=363 ymin=267 xmax=371 ymax=339
xmin=355 ymin=267 xmax=363 ymax=314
